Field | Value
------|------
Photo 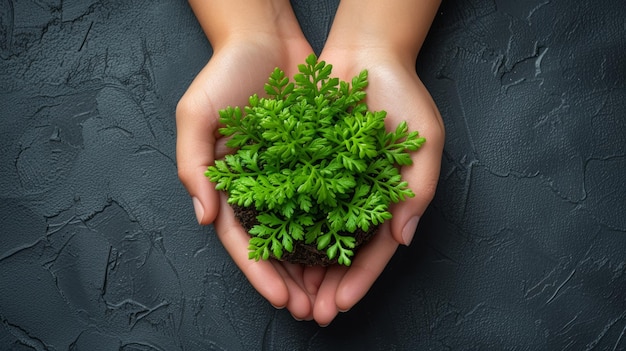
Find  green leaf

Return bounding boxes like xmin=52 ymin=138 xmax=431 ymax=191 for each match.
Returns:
xmin=316 ymin=232 xmax=332 ymax=250
xmin=297 ymin=215 xmax=314 ymax=227
xmin=327 ymin=243 xmax=338 ymax=260
xmin=338 ymin=235 xmax=356 ymax=249
xmin=278 ymin=234 xmax=289 ymax=256
xmin=288 ymin=220 xmax=304 ymax=241
xmin=327 ymin=206 xmax=347 ymax=232
xmin=305 ymin=221 xmax=324 ymax=244
xmin=248 ymin=237 xmax=270 ymax=261
xmin=205 ymin=161 xmax=233 ymax=191
xmin=337 ymin=251 xmax=352 ymax=266
xmin=262 ymin=246 xmax=271 ymax=261
xmin=297 ymin=193 xmax=313 ymax=212
xmin=204 ymin=52 xmax=425 ymax=266
xmin=280 ymin=200 xmax=296 ymax=217
xmin=257 ymin=212 xmax=284 ymax=227
xmin=352 ymin=69 xmax=368 ymax=91
xmin=337 ymin=152 xmax=367 ymax=172
xmin=305 ymin=53 xmax=317 ymax=67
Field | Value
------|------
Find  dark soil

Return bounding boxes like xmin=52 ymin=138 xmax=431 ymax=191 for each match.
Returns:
xmin=231 ymin=204 xmax=378 ymax=266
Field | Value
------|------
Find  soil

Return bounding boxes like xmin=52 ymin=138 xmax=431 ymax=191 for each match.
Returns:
xmin=231 ymin=203 xmax=378 ymax=266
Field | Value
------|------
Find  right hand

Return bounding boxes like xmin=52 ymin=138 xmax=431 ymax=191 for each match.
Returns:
xmin=176 ymin=35 xmax=321 ymax=319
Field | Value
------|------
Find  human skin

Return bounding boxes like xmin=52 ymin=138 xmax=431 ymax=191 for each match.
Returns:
xmin=176 ymin=0 xmax=318 ymax=319
xmin=311 ymin=0 xmax=444 ymax=325
xmin=176 ymin=0 xmax=443 ymax=326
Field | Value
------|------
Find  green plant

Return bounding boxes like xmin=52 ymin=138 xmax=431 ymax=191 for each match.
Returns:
xmin=205 ymin=54 xmax=425 ymax=266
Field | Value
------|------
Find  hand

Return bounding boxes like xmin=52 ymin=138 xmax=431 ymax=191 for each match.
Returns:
xmin=177 ymin=0 xmax=442 ymax=325
xmin=176 ymin=35 xmax=321 ymax=319
xmin=307 ymin=48 xmax=445 ymax=326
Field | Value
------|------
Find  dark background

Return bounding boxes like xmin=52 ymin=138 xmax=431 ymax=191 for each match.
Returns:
xmin=1 ymin=0 xmax=625 ymax=350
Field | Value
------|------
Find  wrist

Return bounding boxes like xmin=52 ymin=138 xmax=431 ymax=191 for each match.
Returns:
xmin=323 ymin=0 xmax=440 ymax=68
xmin=320 ymin=43 xmax=419 ymax=79
xmin=323 ymin=38 xmax=418 ymax=69
xmin=189 ymin=0 xmax=305 ymax=51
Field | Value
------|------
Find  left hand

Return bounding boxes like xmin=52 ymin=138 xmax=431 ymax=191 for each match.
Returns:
xmin=304 ymin=48 xmax=445 ymax=326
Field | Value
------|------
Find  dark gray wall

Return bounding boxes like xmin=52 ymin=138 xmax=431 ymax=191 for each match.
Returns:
xmin=1 ymin=0 xmax=625 ymax=350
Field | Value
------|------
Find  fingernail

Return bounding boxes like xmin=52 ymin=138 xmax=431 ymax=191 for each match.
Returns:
xmin=192 ymin=197 xmax=204 ymax=224
xmin=271 ymin=304 xmax=285 ymax=310
xmin=402 ymin=216 xmax=420 ymax=245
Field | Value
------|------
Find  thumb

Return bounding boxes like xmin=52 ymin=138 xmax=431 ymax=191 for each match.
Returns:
xmin=176 ymin=91 xmax=220 ymax=225
xmin=389 ymin=120 xmax=444 ymax=246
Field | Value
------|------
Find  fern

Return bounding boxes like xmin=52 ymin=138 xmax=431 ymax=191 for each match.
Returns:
xmin=205 ymin=53 xmax=425 ymax=266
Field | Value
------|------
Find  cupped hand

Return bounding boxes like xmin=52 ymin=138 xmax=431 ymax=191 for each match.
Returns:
xmin=176 ymin=36 xmax=320 ymax=319
xmin=308 ymin=48 xmax=445 ymax=325
xmin=176 ymin=37 xmax=444 ymax=326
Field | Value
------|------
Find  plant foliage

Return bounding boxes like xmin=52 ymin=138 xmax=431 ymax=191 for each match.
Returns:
xmin=206 ymin=54 xmax=425 ymax=266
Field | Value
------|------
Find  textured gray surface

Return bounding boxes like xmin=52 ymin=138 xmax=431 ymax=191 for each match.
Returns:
xmin=1 ymin=0 xmax=625 ymax=350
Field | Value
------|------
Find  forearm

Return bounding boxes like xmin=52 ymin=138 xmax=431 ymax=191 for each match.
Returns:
xmin=188 ymin=0 xmax=304 ymax=50
xmin=325 ymin=0 xmax=441 ymax=65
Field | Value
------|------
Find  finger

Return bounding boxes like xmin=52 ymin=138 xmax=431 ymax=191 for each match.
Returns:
xmin=214 ymin=136 xmax=232 ymax=160
xmin=280 ymin=263 xmax=320 ymax=303
xmin=335 ymin=221 xmax=398 ymax=312
xmin=390 ymin=98 xmax=444 ymax=246
xmin=214 ymin=193 xmax=289 ymax=308
xmin=176 ymin=82 xmax=220 ymax=225
xmin=303 ymin=265 xmax=326 ymax=296
xmin=376 ymin=75 xmax=444 ymax=246
xmin=176 ymin=48 xmax=272 ymax=225
xmin=271 ymin=261 xmax=313 ymax=320
xmin=313 ymin=265 xmax=348 ymax=326
xmin=279 ymin=261 xmax=304 ymax=287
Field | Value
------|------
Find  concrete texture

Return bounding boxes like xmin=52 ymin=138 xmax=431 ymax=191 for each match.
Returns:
xmin=1 ymin=0 xmax=624 ymax=349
